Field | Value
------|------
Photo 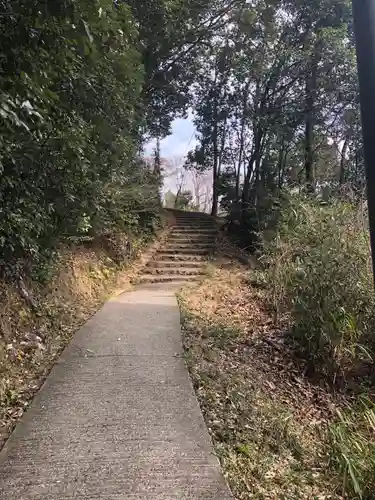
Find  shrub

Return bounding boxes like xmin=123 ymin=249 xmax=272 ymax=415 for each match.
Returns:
xmin=263 ymin=194 xmax=375 ymax=379
xmin=260 ymin=194 xmax=375 ymax=497
xmin=0 ymin=1 xmax=160 ymax=276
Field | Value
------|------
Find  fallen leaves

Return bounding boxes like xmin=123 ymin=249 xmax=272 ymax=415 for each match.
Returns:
xmin=179 ymin=255 xmax=346 ymax=500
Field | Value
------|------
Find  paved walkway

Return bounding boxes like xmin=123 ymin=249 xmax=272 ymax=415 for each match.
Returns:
xmin=0 ymin=286 xmax=232 ymax=499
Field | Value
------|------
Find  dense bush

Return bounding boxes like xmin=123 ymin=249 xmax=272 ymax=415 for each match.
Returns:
xmin=263 ymin=194 xmax=375 ymax=380
xmin=260 ymin=194 xmax=375 ymax=497
xmin=0 ymin=1 xmax=160 ymax=274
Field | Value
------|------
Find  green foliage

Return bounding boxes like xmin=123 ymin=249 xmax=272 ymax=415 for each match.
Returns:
xmin=263 ymin=194 xmax=375 ymax=497
xmin=0 ymin=0 xmax=241 ymax=274
xmin=0 ymin=0 xmax=161 ymax=275
xmin=330 ymin=397 xmax=375 ymax=499
xmin=263 ymin=195 xmax=375 ymax=379
xmin=127 ymin=0 xmax=235 ymax=136
xmin=164 ymin=189 xmax=193 ymax=210
xmin=186 ymin=0 xmax=361 ymax=219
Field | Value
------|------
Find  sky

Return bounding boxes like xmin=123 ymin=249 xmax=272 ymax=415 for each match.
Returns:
xmin=144 ymin=115 xmax=214 ymax=211
xmin=145 ymin=116 xmax=196 ymax=159
xmin=144 ymin=116 xmax=198 ymax=196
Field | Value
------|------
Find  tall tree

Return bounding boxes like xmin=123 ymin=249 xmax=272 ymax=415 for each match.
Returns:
xmin=186 ymin=0 xmax=358 ymax=225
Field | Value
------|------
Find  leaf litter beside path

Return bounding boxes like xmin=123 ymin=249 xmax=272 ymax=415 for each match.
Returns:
xmin=179 ymin=257 xmax=346 ymax=500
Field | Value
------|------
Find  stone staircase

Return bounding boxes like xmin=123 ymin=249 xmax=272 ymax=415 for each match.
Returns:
xmin=139 ymin=210 xmax=217 ymax=285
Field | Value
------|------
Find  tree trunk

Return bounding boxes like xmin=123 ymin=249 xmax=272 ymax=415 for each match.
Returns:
xmin=240 ymin=127 xmax=263 ymax=235
xmin=211 ymin=177 xmax=219 ymax=216
xmin=174 ymin=182 xmax=182 ymax=209
xmin=242 ymin=152 xmax=255 ymax=206
xmin=235 ymin=122 xmax=245 ymax=204
xmin=235 ymin=87 xmax=249 ymax=204
xmin=277 ymin=136 xmax=286 ymax=190
xmin=304 ymin=94 xmax=315 ymax=189
xmin=242 ymin=128 xmax=262 ymax=203
xmin=279 ymin=149 xmax=288 ymax=190
xmin=339 ymin=137 xmax=349 ymax=185
xmin=304 ymin=44 xmax=319 ymax=191
xmin=153 ymin=136 xmax=161 ymax=176
xmin=211 ymin=98 xmax=219 ymax=217
xmin=235 ymin=163 xmax=241 ymax=204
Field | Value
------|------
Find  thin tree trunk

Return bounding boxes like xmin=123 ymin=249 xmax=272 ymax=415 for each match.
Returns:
xmin=339 ymin=137 xmax=349 ymax=185
xmin=355 ymin=148 xmax=359 ymax=187
xmin=174 ymin=180 xmax=183 ymax=209
xmin=235 ymin=164 xmax=241 ymax=204
xmin=279 ymin=149 xmax=288 ymax=189
xmin=211 ymin=176 xmax=219 ymax=216
xmin=253 ymin=158 xmax=261 ymax=206
xmin=211 ymin=97 xmax=219 ymax=217
xmin=277 ymin=138 xmax=289 ymax=191
xmin=241 ymin=127 xmax=262 ymax=231
xmin=235 ymin=120 xmax=245 ymax=204
xmin=242 ymin=79 xmax=261 ymax=207
xmin=242 ymin=151 xmax=256 ymax=206
xmin=304 ymin=43 xmax=319 ymax=191
xmin=153 ymin=136 xmax=161 ymax=176
xmin=305 ymin=91 xmax=315 ymax=189
xmin=235 ymin=86 xmax=249 ymax=204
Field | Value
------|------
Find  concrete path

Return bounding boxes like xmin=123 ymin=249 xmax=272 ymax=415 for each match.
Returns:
xmin=0 ymin=287 xmax=232 ymax=499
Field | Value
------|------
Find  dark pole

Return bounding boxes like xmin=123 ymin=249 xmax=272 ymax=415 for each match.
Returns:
xmin=352 ymin=0 xmax=375 ymax=283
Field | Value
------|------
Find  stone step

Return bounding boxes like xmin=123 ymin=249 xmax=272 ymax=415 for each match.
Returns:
xmin=170 ymin=231 xmax=216 ymax=236
xmin=174 ymin=219 xmax=216 ymax=227
xmin=148 ymin=267 xmax=204 ymax=276
xmin=156 ymin=252 xmax=209 ymax=261
xmin=158 ymin=247 xmax=212 ymax=255
xmin=171 ymin=225 xmax=216 ymax=230
xmin=172 ymin=213 xmax=212 ymax=218
xmin=140 ymin=274 xmax=201 ymax=284
xmin=147 ymin=260 xmax=204 ymax=269
xmin=167 ymin=238 xmax=213 ymax=245
xmin=173 ymin=219 xmax=215 ymax=223
xmin=171 ymin=227 xmax=217 ymax=233
xmin=173 ymin=216 xmax=215 ymax=221
xmin=164 ymin=244 xmax=214 ymax=252
xmin=138 ymin=212 xmax=217 ymax=285
xmin=171 ymin=232 xmax=216 ymax=238
xmin=171 ymin=228 xmax=216 ymax=233
xmin=168 ymin=236 xmax=216 ymax=244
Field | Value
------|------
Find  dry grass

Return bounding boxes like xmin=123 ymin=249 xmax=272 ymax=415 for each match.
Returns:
xmin=179 ymin=254 xmax=346 ymax=500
